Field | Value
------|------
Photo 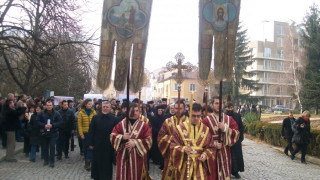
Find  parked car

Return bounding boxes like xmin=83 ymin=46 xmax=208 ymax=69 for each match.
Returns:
xmin=271 ymin=105 xmax=290 ymax=112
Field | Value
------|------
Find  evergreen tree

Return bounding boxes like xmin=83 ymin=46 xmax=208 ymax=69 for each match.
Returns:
xmin=301 ymin=4 xmax=320 ymax=114
xmin=222 ymin=24 xmax=259 ymax=105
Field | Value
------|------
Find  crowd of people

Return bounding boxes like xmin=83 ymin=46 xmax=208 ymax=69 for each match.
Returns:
xmin=0 ymin=92 xmax=311 ymax=180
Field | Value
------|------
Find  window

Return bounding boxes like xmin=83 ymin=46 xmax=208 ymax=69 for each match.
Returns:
xmin=174 ymin=83 xmax=178 ymax=91
xmin=278 ymin=61 xmax=284 ymax=70
xmin=263 ymin=60 xmax=271 ymax=70
xmin=264 ymin=48 xmax=271 ymax=57
xmin=190 ymin=84 xmax=196 ymax=92
xmin=276 ymin=86 xmax=282 ymax=95
xmin=276 ymin=24 xmax=284 ymax=35
xmin=251 ymin=48 xmax=257 ymax=57
xmin=277 ymin=37 xmax=283 ymax=47
xmin=263 ymin=85 xmax=270 ymax=95
xmin=263 ymin=98 xmax=270 ymax=106
xmin=277 ymin=50 xmax=284 ymax=59
xmin=263 ymin=72 xmax=271 ymax=82
xmin=279 ymin=74 xmax=285 ymax=82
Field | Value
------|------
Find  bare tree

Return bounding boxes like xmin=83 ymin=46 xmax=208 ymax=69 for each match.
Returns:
xmin=282 ymin=22 xmax=306 ymax=113
xmin=0 ymin=0 xmax=97 ymax=95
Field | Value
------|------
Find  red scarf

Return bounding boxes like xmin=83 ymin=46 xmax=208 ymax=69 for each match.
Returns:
xmin=302 ymin=117 xmax=309 ymax=123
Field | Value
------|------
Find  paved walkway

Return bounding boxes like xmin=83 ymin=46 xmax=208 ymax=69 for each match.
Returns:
xmin=0 ymin=138 xmax=319 ymax=179
xmin=240 ymin=138 xmax=320 ymax=180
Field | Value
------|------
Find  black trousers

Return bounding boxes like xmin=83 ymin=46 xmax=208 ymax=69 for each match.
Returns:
xmin=284 ymin=137 xmax=294 ymax=154
xmin=57 ymin=131 xmax=71 ymax=156
xmin=43 ymin=135 xmax=57 ymax=164
xmin=292 ymin=143 xmax=308 ymax=162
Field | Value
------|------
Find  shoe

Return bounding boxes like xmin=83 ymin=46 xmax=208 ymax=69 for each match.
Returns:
xmin=65 ymin=154 xmax=69 ymax=159
xmin=290 ymin=154 xmax=295 ymax=160
xmin=84 ymin=160 xmax=91 ymax=171
xmin=57 ymin=156 xmax=62 ymax=160
xmin=43 ymin=161 xmax=49 ymax=166
xmin=49 ymin=163 xmax=54 ymax=168
xmin=284 ymin=151 xmax=289 ymax=156
xmin=301 ymin=160 xmax=307 ymax=164
xmin=233 ymin=172 xmax=241 ymax=179
xmin=29 ymin=159 xmax=36 ymax=162
xmin=5 ymin=159 xmax=17 ymax=162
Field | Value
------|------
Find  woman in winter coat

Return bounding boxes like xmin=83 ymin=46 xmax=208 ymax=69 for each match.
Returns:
xmin=22 ymin=105 xmax=32 ymax=157
xmin=29 ymin=105 xmax=42 ymax=162
xmin=78 ymin=99 xmax=96 ymax=171
xmin=291 ymin=110 xmax=311 ymax=164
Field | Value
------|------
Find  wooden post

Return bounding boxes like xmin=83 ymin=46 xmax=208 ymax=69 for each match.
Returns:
xmin=177 ymin=85 xmax=181 ymax=121
xmin=218 ymin=80 xmax=223 ymax=143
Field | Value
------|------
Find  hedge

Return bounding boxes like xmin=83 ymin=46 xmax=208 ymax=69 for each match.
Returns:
xmin=245 ymin=121 xmax=320 ymax=158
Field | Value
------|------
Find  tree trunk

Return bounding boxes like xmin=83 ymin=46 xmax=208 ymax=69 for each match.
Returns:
xmin=315 ymin=104 xmax=319 ymax=115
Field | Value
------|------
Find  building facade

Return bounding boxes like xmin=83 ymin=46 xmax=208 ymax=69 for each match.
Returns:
xmin=150 ymin=68 xmax=205 ymax=104
xmin=247 ymin=21 xmax=304 ymax=109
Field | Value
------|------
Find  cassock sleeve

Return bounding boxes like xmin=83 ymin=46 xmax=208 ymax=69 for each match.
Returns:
xmin=223 ymin=116 xmax=240 ymax=146
xmin=131 ymin=123 xmax=152 ymax=157
xmin=110 ymin=121 xmax=124 ymax=151
xmin=157 ymin=119 xmax=172 ymax=156
xmin=201 ymin=130 xmax=216 ymax=175
xmin=170 ymin=128 xmax=186 ymax=170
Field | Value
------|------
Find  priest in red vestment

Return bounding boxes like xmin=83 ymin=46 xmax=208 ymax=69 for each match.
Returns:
xmin=157 ymin=101 xmax=188 ymax=180
xmin=171 ymin=103 xmax=215 ymax=180
xmin=110 ymin=103 xmax=152 ymax=180
xmin=202 ymin=96 xmax=240 ymax=180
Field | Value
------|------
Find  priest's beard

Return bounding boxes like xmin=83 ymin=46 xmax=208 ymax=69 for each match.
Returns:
xmin=226 ymin=111 xmax=233 ymax=116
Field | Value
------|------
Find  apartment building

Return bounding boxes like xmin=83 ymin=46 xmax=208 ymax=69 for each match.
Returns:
xmin=246 ymin=21 xmax=304 ymax=109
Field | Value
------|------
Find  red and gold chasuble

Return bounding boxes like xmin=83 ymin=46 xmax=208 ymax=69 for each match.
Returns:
xmin=110 ymin=118 xmax=152 ymax=180
xmin=157 ymin=115 xmax=188 ymax=180
xmin=140 ymin=114 xmax=150 ymax=125
xmin=171 ymin=121 xmax=215 ymax=180
xmin=202 ymin=113 xmax=239 ymax=180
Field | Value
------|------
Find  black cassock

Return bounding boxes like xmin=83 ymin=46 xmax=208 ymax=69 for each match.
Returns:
xmin=88 ymin=113 xmax=118 ymax=180
xmin=230 ymin=112 xmax=245 ymax=173
xmin=149 ymin=113 xmax=166 ymax=164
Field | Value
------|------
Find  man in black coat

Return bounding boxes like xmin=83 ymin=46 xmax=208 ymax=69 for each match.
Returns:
xmin=2 ymin=99 xmax=26 ymax=162
xmin=37 ymin=100 xmax=62 ymax=167
xmin=88 ymin=101 xmax=118 ymax=180
xmin=226 ymin=102 xmax=244 ymax=179
xmin=57 ymin=100 xmax=75 ymax=159
xmin=281 ymin=111 xmax=295 ymax=156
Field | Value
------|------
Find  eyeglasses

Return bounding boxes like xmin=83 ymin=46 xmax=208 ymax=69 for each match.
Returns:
xmin=191 ymin=115 xmax=201 ymax=118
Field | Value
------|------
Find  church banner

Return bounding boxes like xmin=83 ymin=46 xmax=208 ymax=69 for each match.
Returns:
xmin=199 ymin=0 xmax=241 ymax=81
xmin=97 ymin=0 xmax=153 ymax=92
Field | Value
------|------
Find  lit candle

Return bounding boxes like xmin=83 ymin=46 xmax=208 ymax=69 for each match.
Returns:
xmin=189 ymin=92 xmax=193 ymax=135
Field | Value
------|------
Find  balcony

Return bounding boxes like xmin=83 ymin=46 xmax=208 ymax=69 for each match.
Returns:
xmin=259 ymin=78 xmax=294 ymax=85
xmin=251 ymin=65 xmax=293 ymax=73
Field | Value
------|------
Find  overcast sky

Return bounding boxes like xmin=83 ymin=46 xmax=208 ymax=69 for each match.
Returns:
xmin=81 ymin=0 xmax=317 ymax=72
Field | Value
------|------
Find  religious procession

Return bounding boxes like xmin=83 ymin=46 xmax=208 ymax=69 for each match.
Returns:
xmin=1 ymin=0 xmax=320 ymax=179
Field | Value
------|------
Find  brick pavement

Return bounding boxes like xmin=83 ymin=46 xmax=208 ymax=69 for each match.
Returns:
xmin=0 ymin=137 xmax=319 ymax=179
